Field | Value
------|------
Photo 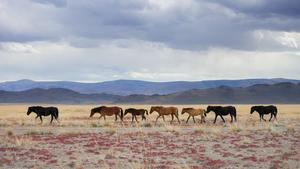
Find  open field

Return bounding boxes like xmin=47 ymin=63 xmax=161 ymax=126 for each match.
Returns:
xmin=0 ymin=104 xmax=299 ymax=169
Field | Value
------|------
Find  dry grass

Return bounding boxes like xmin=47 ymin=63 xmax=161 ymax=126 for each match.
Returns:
xmin=0 ymin=104 xmax=300 ymax=168
xmin=0 ymin=104 xmax=299 ymax=136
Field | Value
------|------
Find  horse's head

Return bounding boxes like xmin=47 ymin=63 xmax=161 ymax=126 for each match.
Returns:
xmin=181 ymin=108 xmax=188 ymax=115
xmin=250 ymin=106 xmax=256 ymax=114
xmin=150 ymin=106 xmax=163 ymax=114
xmin=206 ymin=106 xmax=213 ymax=114
xmin=145 ymin=109 xmax=149 ymax=115
xmin=27 ymin=106 xmax=34 ymax=115
xmin=150 ymin=106 xmax=157 ymax=114
xmin=90 ymin=107 xmax=100 ymax=117
xmin=124 ymin=109 xmax=130 ymax=116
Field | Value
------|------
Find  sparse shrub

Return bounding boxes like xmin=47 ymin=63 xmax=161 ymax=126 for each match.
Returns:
xmin=286 ymin=125 xmax=295 ymax=134
xmin=91 ymin=123 xmax=102 ymax=127
xmin=103 ymin=122 xmax=111 ymax=127
xmin=142 ymin=122 xmax=152 ymax=127
xmin=68 ymin=161 xmax=76 ymax=168
xmin=106 ymin=129 xmax=116 ymax=135
xmin=25 ymin=130 xmax=53 ymax=135
xmin=194 ymin=128 xmax=204 ymax=135
xmin=6 ymin=130 xmax=13 ymax=136
xmin=0 ymin=123 xmax=8 ymax=127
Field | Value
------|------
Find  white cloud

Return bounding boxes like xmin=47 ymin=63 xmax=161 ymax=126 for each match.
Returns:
xmin=0 ymin=40 xmax=299 ymax=82
xmin=0 ymin=0 xmax=299 ymax=81
xmin=0 ymin=42 xmax=39 ymax=53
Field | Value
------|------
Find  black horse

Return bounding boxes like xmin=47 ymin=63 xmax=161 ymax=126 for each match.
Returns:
xmin=250 ymin=105 xmax=278 ymax=122
xmin=124 ymin=108 xmax=148 ymax=122
xmin=206 ymin=106 xmax=237 ymax=123
xmin=27 ymin=106 xmax=59 ymax=124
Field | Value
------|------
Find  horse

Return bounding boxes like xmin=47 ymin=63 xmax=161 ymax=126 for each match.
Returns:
xmin=90 ymin=106 xmax=123 ymax=121
xmin=250 ymin=105 xmax=278 ymax=122
xmin=27 ymin=106 xmax=59 ymax=124
xmin=181 ymin=108 xmax=206 ymax=123
xmin=206 ymin=106 xmax=237 ymax=123
xmin=149 ymin=106 xmax=180 ymax=124
xmin=124 ymin=108 xmax=148 ymax=122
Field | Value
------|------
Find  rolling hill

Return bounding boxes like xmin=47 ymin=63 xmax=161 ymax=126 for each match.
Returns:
xmin=0 ymin=82 xmax=299 ymax=104
xmin=0 ymin=78 xmax=299 ymax=95
xmin=116 ymin=82 xmax=300 ymax=104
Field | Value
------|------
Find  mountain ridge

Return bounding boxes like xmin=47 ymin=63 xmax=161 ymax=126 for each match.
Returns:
xmin=0 ymin=78 xmax=299 ymax=96
xmin=1 ymin=82 xmax=299 ymax=104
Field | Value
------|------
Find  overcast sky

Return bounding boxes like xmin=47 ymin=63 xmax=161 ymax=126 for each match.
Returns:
xmin=0 ymin=0 xmax=300 ymax=82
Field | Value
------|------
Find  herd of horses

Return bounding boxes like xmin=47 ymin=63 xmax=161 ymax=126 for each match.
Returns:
xmin=27 ymin=105 xmax=278 ymax=124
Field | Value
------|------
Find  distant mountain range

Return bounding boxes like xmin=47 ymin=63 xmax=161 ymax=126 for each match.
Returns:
xmin=0 ymin=82 xmax=300 ymax=104
xmin=0 ymin=78 xmax=299 ymax=95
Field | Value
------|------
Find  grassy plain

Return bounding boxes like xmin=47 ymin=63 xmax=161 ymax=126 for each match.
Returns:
xmin=0 ymin=104 xmax=299 ymax=168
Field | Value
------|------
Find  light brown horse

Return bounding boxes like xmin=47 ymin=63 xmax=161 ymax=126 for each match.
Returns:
xmin=181 ymin=108 xmax=206 ymax=123
xmin=150 ymin=106 xmax=180 ymax=124
xmin=90 ymin=106 xmax=123 ymax=121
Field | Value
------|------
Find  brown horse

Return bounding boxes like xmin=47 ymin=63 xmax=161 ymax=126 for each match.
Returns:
xmin=150 ymin=106 xmax=180 ymax=124
xmin=90 ymin=106 xmax=123 ymax=121
xmin=124 ymin=108 xmax=148 ymax=122
xmin=181 ymin=108 xmax=206 ymax=123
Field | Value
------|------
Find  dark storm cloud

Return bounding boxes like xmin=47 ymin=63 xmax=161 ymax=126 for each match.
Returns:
xmin=31 ymin=0 xmax=67 ymax=8
xmin=210 ymin=0 xmax=300 ymax=18
xmin=0 ymin=0 xmax=299 ymax=51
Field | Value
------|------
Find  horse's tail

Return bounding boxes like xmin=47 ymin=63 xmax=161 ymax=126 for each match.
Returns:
xmin=233 ymin=107 xmax=237 ymax=121
xmin=55 ymin=108 xmax=59 ymax=119
xmin=120 ymin=108 xmax=124 ymax=120
xmin=274 ymin=106 xmax=278 ymax=118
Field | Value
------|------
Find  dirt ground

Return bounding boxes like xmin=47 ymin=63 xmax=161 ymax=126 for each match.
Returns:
xmin=0 ymin=104 xmax=299 ymax=169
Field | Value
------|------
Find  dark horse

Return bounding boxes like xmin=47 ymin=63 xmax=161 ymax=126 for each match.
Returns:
xmin=90 ymin=106 xmax=123 ymax=121
xmin=124 ymin=108 xmax=148 ymax=122
xmin=27 ymin=106 xmax=59 ymax=124
xmin=206 ymin=106 xmax=237 ymax=123
xmin=250 ymin=105 xmax=278 ymax=122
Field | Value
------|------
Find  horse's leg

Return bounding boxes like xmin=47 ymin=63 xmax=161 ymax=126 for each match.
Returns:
xmin=269 ymin=113 xmax=273 ymax=122
xmin=131 ymin=115 xmax=134 ymax=123
xmin=213 ymin=115 xmax=218 ymax=123
xmin=162 ymin=115 xmax=165 ymax=122
xmin=259 ymin=114 xmax=262 ymax=122
xmin=186 ymin=115 xmax=191 ymax=123
xmin=220 ymin=115 xmax=225 ymax=123
xmin=171 ymin=114 xmax=174 ymax=123
xmin=115 ymin=114 xmax=118 ymax=121
xmin=230 ymin=114 xmax=233 ymax=123
xmin=262 ymin=115 xmax=266 ymax=121
xmin=135 ymin=115 xmax=138 ymax=123
xmin=155 ymin=115 xmax=161 ymax=124
xmin=50 ymin=115 xmax=54 ymax=124
xmin=175 ymin=114 xmax=180 ymax=124
xmin=39 ymin=116 xmax=43 ymax=124
xmin=99 ymin=115 xmax=103 ymax=120
xmin=103 ymin=115 xmax=106 ymax=121
xmin=118 ymin=114 xmax=123 ymax=121
xmin=192 ymin=116 xmax=196 ymax=123
xmin=201 ymin=115 xmax=204 ymax=123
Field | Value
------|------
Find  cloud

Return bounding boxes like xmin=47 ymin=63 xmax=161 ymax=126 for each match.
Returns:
xmin=30 ymin=0 xmax=67 ymax=8
xmin=0 ymin=40 xmax=299 ymax=82
xmin=0 ymin=0 xmax=299 ymax=51
xmin=0 ymin=42 xmax=39 ymax=53
xmin=210 ymin=0 xmax=300 ymax=18
xmin=0 ymin=0 xmax=299 ymax=81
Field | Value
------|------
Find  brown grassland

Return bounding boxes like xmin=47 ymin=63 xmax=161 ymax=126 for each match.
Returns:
xmin=0 ymin=104 xmax=299 ymax=169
